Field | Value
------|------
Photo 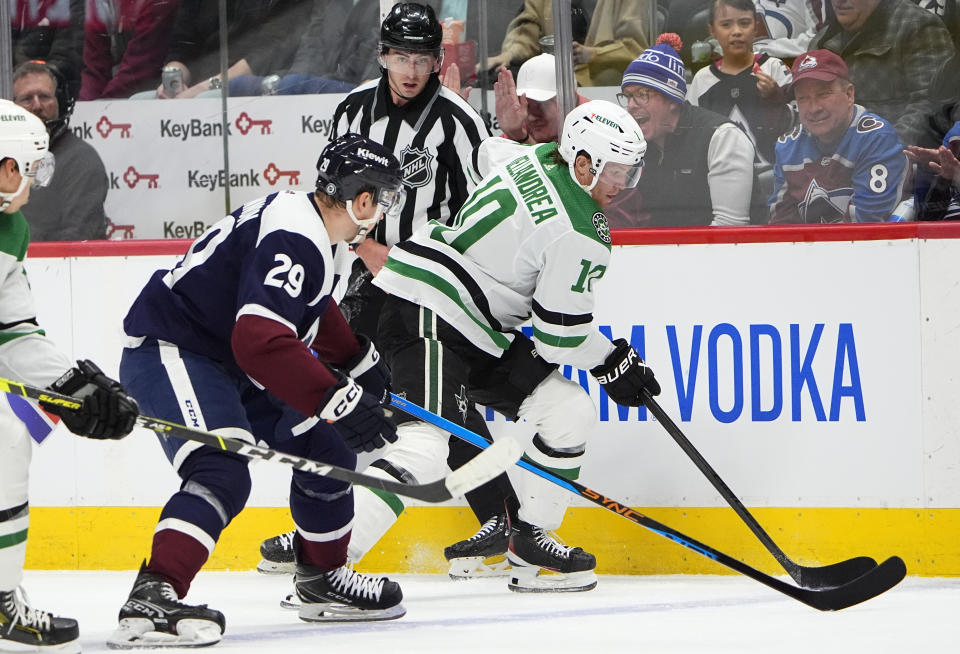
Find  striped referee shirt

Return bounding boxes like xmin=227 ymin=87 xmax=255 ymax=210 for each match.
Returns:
xmin=332 ymin=74 xmax=490 ymax=247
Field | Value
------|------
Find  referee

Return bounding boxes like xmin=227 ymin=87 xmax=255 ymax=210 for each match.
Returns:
xmin=333 ymin=3 xmax=519 ymax=575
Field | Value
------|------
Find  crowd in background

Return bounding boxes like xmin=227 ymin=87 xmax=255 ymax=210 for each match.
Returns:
xmin=7 ymin=0 xmax=960 ymax=236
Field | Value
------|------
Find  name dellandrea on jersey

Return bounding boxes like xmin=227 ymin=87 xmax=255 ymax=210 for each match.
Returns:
xmin=123 ymin=191 xmax=345 ymax=366
xmin=331 ymin=74 xmax=490 ymax=247
xmin=375 ymin=142 xmax=616 ymax=371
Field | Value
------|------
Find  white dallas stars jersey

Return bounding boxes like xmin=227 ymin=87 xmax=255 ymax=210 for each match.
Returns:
xmin=374 ymin=142 xmax=616 ymax=370
xmin=331 ymin=74 xmax=490 ymax=247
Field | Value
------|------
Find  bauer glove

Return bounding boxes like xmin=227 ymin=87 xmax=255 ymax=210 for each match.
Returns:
xmin=317 ymin=373 xmax=397 ymax=453
xmin=590 ymin=338 xmax=661 ymax=407
xmin=42 ymin=359 xmax=139 ymax=439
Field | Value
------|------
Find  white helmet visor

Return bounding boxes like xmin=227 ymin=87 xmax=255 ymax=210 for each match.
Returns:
xmin=598 ymin=160 xmax=643 ymax=189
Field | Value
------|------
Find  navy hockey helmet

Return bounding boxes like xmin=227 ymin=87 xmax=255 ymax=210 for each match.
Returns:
xmin=380 ymin=3 xmax=443 ymax=54
xmin=316 ymin=133 xmax=405 ymax=243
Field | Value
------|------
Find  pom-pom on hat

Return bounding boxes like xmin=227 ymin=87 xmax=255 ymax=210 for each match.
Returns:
xmin=621 ymin=33 xmax=686 ymax=104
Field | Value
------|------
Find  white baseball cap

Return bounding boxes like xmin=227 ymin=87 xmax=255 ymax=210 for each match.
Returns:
xmin=516 ymin=53 xmax=558 ymax=102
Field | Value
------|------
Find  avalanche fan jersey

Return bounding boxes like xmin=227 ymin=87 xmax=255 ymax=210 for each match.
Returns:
xmin=770 ymin=105 xmax=906 ymax=223
xmin=124 ymin=191 xmax=345 ymax=368
xmin=331 ymin=74 xmax=490 ymax=247
xmin=374 ymin=142 xmax=615 ymax=370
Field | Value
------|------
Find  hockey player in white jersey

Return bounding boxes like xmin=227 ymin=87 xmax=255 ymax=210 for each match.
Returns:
xmin=0 ymin=99 xmax=139 ymax=653
xmin=365 ymin=99 xmax=662 ymax=592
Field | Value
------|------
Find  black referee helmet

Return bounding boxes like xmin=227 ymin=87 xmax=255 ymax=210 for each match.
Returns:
xmin=380 ymin=3 xmax=443 ymax=54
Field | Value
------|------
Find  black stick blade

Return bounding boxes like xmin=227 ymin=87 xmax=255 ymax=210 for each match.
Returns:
xmin=797 ymin=556 xmax=907 ymax=611
xmin=793 ymin=556 xmax=879 ymax=589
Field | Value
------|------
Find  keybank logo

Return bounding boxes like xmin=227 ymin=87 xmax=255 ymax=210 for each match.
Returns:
xmin=235 ymin=111 xmax=273 ymax=135
xmin=97 ymin=115 xmax=131 ymax=138
xmin=160 ymin=118 xmax=233 ymax=140
xmin=492 ymin=322 xmax=866 ymax=424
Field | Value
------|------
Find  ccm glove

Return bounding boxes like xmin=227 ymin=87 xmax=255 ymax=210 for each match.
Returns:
xmin=339 ymin=334 xmax=390 ymax=403
xmin=590 ymin=338 xmax=661 ymax=407
xmin=317 ymin=374 xmax=397 ymax=453
xmin=42 ymin=359 xmax=139 ymax=439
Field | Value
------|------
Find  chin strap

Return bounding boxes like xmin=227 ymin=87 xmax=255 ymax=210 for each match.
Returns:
xmin=568 ymin=161 xmax=600 ymax=193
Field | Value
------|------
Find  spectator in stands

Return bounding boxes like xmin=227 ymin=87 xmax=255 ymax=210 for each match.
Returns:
xmin=11 ymin=0 xmax=85 ymax=99
xmin=485 ymin=0 xmax=591 ymax=73
xmin=79 ymin=0 xmax=179 ymax=100
xmin=906 ymin=121 xmax=960 ymax=220
xmin=687 ymin=0 xmax=794 ymax=164
xmin=769 ymin=50 xmax=906 ymax=223
xmin=570 ymin=0 xmax=651 ymax=86
xmin=494 ymin=53 xmax=589 ymax=144
xmin=150 ymin=0 xmax=312 ymax=98
xmin=13 ymin=61 xmax=108 ymax=241
xmin=753 ymin=0 xmax=825 ymax=60
xmin=228 ymin=0 xmax=381 ymax=96
xmin=605 ymin=35 xmax=757 ymax=228
xmin=809 ymin=0 xmax=953 ymax=147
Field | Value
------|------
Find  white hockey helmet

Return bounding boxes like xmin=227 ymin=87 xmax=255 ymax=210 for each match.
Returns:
xmin=0 ymin=99 xmax=54 ymax=211
xmin=558 ymin=99 xmax=646 ymax=193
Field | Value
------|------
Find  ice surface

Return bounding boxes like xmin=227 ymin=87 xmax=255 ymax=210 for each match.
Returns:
xmin=18 ymin=570 xmax=957 ymax=653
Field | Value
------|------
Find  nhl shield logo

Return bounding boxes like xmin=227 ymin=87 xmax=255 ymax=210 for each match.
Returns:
xmin=592 ymin=212 xmax=611 ymax=243
xmin=399 ymin=145 xmax=434 ymax=188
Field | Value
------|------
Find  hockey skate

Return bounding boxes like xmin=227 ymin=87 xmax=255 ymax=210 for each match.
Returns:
xmin=256 ymin=530 xmax=296 ymax=575
xmin=506 ymin=519 xmax=597 ymax=593
xmin=294 ymin=563 xmax=405 ymax=622
xmin=0 ymin=588 xmax=80 ymax=653
xmin=107 ymin=563 xmax=225 ymax=649
xmin=443 ymin=514 xmax=512 ymax=580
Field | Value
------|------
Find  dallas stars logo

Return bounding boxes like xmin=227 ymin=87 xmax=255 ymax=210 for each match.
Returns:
xmin=592 ymin=212 xmax=611 ymax=244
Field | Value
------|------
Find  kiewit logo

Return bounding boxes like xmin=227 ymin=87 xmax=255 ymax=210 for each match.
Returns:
xmin=123 ymin=166 xmax=159 ymax=189
xmin=235 ymin=111 xmax=273 ymax=135
xmin=357 ymin=147 xmax=391 ymax=166
xmin=97 ymin=115 xmax=132 ymax=138
xmin=399 ymin=145 xmax=434 ymax=187
xmin=264 ymin=163 xmax=300 ymax=186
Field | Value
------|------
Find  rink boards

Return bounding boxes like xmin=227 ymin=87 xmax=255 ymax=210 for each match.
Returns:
xmin=20 ymin=224 xmax=960 ymax=575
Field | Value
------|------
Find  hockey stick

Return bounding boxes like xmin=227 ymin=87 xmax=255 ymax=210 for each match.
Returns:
xmin=389 ymin=392 xmax=906 ymax=611
xmin=0 ymin=377 xmax=521 ymax=504
xmin=640 ymin=389 xmax=876 ymax=589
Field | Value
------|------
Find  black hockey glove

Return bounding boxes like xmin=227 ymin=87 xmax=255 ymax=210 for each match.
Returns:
xmin=590 ymin=339 xmax=661 ymax=407
xmin=339 ymin=334 xmax=390 ymax=403
xmin=41 ymin=359 xmax=139 ymax=440
xmin=317 ymin=374 xmax=397 ymax=453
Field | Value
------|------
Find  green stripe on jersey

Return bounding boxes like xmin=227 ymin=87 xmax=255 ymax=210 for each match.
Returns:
xmin=382 ymin=258 xmax=512 ymax=351
xmin=532 ymin=325 xmax=587 ymax=349
xmin=0 ymin=328 xmax=45 ymax=346
xmin=0 ymin=528 xmax=28 ymax=549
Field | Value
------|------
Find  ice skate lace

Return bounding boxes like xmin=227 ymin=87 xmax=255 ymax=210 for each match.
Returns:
xmin=533 ymin=528 xmax=574 ymax=559
xmin=326 ymin=566 xmax=385 ymax=601
xmin=277 ymin=531 xmax=295 ymax=552
xmin=1 ymin=587 xmax=51 ymax=632
xmin=469 ymin=515 xmax=504 ymax=541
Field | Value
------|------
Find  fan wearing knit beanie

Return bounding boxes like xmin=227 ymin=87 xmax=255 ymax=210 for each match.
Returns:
xmin=606 ymin=34 xmax=760 ymax=227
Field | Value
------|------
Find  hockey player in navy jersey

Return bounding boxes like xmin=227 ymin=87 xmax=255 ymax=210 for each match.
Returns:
xmin=770 ymin=49 xmax=906 ymax=223
xmin=108 ymin=133 xmax=408 ymax=648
